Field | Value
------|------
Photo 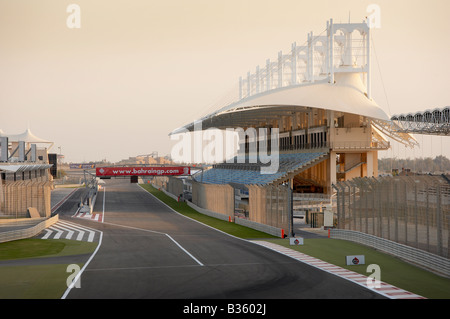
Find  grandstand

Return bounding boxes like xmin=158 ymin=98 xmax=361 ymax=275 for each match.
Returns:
xmin=198 ymin=152 xmax=328 ymax=187
xmin=171 ymin=19 xmax=415 ymax=196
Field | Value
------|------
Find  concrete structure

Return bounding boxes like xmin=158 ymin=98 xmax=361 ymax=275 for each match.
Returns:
xmin=0 ymin=128 xmax=53 ymax=164
xmin=0 ymin=129 xmax=54 ymax=218
xmin=0 ymin=164 xmax=54 ymax=218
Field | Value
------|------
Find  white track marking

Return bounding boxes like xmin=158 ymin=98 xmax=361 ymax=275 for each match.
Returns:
xmin=49 ymin=226 xmax=64 ymax=239
xmin=41 ymin=228 xmax=53 ymax=239
xmin=58 ymin=221 xmax=86 ymax=241
xmin=165 ymin=234 xmax=204 ymax=266
xmin=61 ymin=230 xmax=103 ymax=299
xmin=60 ymin=221 xmax=96 ymax=242
xmin=51 ymin=224 xmax=74 ymax=240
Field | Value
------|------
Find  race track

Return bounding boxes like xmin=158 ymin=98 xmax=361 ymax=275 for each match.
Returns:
xmin=60 ymin=179 xmax=385 ymax=299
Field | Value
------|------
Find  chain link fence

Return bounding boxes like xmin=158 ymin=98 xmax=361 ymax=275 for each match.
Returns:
xmin=333 ymin=175 xmax=449 ymax=258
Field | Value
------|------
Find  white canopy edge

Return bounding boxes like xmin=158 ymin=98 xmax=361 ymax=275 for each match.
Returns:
xmin=0 ymin=128 xmax=54 ymax=150
xmin=171 ymin=72 xmax=391 ymax=135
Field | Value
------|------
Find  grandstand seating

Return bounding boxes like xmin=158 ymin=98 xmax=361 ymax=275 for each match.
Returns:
xmin=194 ymin=152 xmax=328 ymax=185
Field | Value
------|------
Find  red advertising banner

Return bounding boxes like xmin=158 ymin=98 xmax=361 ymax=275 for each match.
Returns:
xmin=96 ymin=166 xmax=190 ymax=177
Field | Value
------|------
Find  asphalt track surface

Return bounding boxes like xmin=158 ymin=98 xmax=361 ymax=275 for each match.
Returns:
xmin=60 ymin=179 xmax=385 ymax=299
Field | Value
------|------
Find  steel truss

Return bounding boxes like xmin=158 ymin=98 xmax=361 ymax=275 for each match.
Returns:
xmin=390 ymin=107 xmax=450 ymax=136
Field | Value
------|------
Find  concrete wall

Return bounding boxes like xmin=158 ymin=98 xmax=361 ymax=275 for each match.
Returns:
xmin=167 ymin=177 xmax=184 ymax=198
xmin=0 ymin=179 xmax=52 ymax=218
xmin=191 ymin=181 xmax=234 ymax=219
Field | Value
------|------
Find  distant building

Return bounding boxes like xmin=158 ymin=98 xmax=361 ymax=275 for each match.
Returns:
xmin=0 ymin=129 xmax=54 ymax=218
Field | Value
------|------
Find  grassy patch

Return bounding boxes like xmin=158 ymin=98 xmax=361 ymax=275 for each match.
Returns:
xmin=0 ymin=264 xmax=76 ymax=299
xmin=0 ymin=239 xmax=97 ymax=299
xmin=0 ymin=239 xmax=65 ymax=260
xmin=140 ymin=183 xmax=277 ymax=239
xmin=266 ymin=238 xmax=450 ymax=299
xmin=0 ymin=238 xmax=97 ymax=260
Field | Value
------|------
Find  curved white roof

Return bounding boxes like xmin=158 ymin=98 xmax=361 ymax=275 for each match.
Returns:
xmin=171 ymin=72 xmax=390 ymax=134
xmin=5 ymin=128 xmax=52 ymax=144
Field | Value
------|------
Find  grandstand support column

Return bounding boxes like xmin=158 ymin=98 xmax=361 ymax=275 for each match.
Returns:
xmin=366 ymin=24 xmax=371 ymax=100
xmin=247 ymin=72 xmax=251 ymax=96
xmin=291 ymin=42 xmax=297 ymax=85
xmin=328 ymin=110 xmax=335 ymax=142
xmin=278 ymin=51 xmax=283 ymax=88
xmin=366 ymin=151 xmax=374 ymax=177
xmin=329 ymin=18 xmax=334 ymax=84
xmin=288 ymin=178 xmax=294 ymax=237
xmin=327 ymin=151 xmax=337 ymax=194
xmin=239 ymin=76 xmax=243 ymax=100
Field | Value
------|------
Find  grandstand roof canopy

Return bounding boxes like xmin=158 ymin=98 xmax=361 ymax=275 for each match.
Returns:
xmin=0 ymin=128 xmax=54 ymax=148
xmin=170 ymin=73 xmax=391 ymax=135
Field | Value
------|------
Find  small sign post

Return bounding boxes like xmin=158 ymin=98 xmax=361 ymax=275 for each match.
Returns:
xmin=345 ymin=255 xmax=365 ymax=265
xmin=289 ymin=237 xmax=304 ymax=246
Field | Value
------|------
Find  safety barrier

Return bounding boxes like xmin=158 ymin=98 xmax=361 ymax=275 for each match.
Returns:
xmin=0 ymin=214 xmax=59 ymax=243
xmin=333 ymin=175 xmax=449 ymax=258
xmin=330 ymin=228 xmax=450 ymax=278
xmin=235 ymin=217 xmax=283 ymax=238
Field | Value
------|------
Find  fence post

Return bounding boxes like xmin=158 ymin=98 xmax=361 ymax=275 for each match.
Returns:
xmin=394 ymin=179 xmax=398 ymax=243
xmin=288 ymin=180 xmax=294 ymax=237
xmin=332 ymin=183 xmax=340 ymax=228
xmin=436 ymin=184 xmax=442 ymax=256
xmin=414 ymin=180 xmax=419 ymax=248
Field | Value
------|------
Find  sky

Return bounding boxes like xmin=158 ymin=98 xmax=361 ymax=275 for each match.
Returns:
xmin=0 ymin=0 xmax=449 ymax=163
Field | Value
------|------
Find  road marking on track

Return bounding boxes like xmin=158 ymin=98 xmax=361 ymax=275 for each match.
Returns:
xmin=51 ymin=224 xmax=74 ymax=240
xmin=41 ymin=228 xmax=53 ymax=240
xmin=61 ymin=221 xmax=97 ymax=242
xmin=166 ymin=234 xmax=204 ymax=266
xmin=51 ymin=226 xmax=64 ymax=239
xmin=100 ymin=219 xmax=204 ymax=267
xmin=39 ymin=220 xmax=99 ymax=242
xmin=70 ymin=187 xmax=105 ymax=223
xmin=58 ymin=221 xmax=86 ymax=241
xmin=72 ymin=211 xmax=104 ymax=222
xmin=61 ymin=226 xmax=103 ymax=299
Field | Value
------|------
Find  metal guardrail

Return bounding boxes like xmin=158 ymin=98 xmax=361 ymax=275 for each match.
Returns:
xmin=330 ymin=229 xmax=450 ymax=278
xmin=79 ymin=172 xmax=99 ymax=214
xmin=0 ymin=215 xmax=59 ymax=243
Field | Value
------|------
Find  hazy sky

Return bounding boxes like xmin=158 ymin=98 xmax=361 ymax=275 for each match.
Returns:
xmin=0 ymin=0 xmax=449 ymax=163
